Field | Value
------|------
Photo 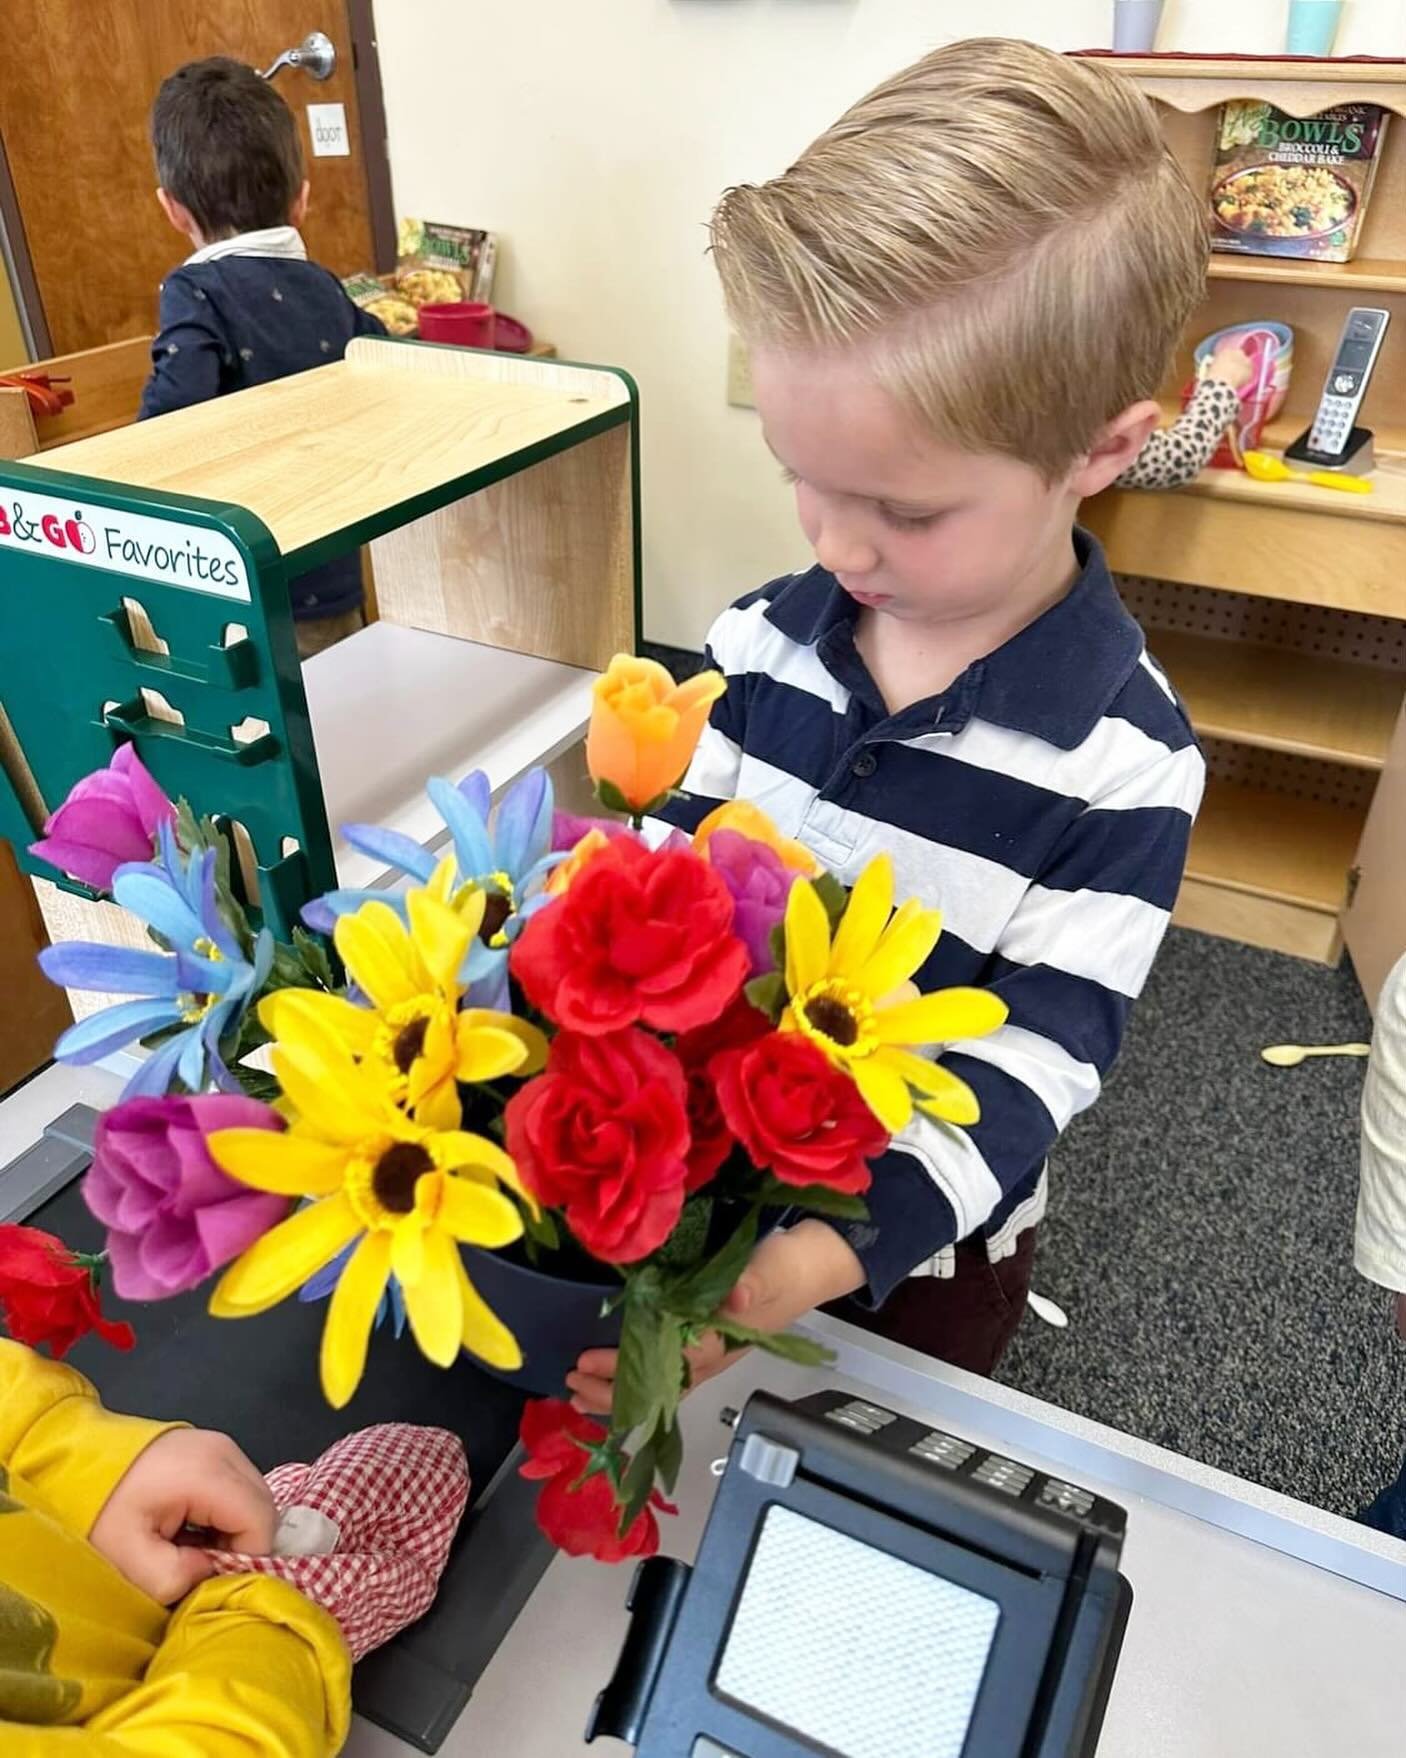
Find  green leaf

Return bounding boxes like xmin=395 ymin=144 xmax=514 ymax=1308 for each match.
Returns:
xmin=173 ymin=797 xmax=209 ymax=858
xmin=292 ymin=926 xmax=337 ymax=991
xmin=617 ymin=1436 xmax=660 ymax=1534
xmin=227 ymin=1067 xmax=281 ymax=1105
xmin=812 ymin=871 xmax=850 ymax=930
xmin=743 ymin=971 xmax=786 ymax=1023
xmin=593 ymin=777 xmax=636 ymax=816
xmin=654 ymin=1415 xmax=684 ymax=1496
xmin=709 ymin=1319 xmax=835 ymax=1367
xmin=520 ymin=1204 xmax=561 ymax=1253
xmin=612 ymin=1301 xmax=685 ymax=1439
xmin=759 ymin=1177 xmax=869 ymax=1220
xmin=663 ymin=1208 xmax=759 ymax=1323
xmin=653 ymin=1195 xmax=713 ymax=1269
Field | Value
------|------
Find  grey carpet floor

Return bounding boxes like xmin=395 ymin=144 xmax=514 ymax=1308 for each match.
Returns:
xmin=999 ymin=927 xmax=1406 ymax=1519
xmin=643 ymin=642 xmax=1405 ymax=1517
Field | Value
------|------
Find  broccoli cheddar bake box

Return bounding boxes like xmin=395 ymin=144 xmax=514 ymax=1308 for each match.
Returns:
xmin=1209 ymin=101 xmax=1389 ymax=263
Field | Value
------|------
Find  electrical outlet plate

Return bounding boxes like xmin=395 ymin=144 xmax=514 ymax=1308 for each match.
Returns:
xmin=726 ymin=334 xmax=756 ymax=409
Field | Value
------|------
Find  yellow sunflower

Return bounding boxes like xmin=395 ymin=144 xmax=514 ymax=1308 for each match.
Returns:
xmin=261 ymin=880 xmax=544 ymax=1133
xmin=781 ymin=854 xmax=1008 ymax=1133
xmin=208 ymin=1019 xmax=527 ymax=1407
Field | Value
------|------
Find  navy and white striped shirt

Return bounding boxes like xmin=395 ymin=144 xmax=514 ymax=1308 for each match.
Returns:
xmin=659 ymin=531 xmax=1204 ymax=1307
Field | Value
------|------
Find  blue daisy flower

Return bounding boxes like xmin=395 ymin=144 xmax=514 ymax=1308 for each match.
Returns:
xmin=39 ymin=822 xmax=272 ymax=1097
xmin=303 ymin=767 xmax=563 ymax=1008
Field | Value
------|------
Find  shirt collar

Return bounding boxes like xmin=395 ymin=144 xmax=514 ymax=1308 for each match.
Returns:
xmin=764 ymin=529 xmax=1143 ymax=751
xmin=185 ymin=225 xmax=308 ymax=266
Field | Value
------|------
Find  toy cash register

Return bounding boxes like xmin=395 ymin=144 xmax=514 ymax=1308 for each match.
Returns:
xmin=592 ymin=1389 xmax=1131 ymax=1758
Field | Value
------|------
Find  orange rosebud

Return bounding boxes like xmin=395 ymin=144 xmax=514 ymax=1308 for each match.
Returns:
xmin=586 ymin=656 xmax=726 ymax=813
xmin=546 ymin=827 xmax=612 ymax=896
xmin=692 ymin=801 xmax=819 ymax=876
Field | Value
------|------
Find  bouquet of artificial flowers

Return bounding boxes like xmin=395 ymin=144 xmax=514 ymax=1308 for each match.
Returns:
xmin=22 ymin=656 xmax=1006 ymax=1561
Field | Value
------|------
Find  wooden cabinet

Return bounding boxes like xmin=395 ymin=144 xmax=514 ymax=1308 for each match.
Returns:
xmin=1083 ymin=57 xmax=1406 ymax=989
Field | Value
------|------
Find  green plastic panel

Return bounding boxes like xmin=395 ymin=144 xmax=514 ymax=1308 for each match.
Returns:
xmin=0 ymin=357 xmax=642 ymax=946
xmin=0 ymin=463 xmax=334 ymax=940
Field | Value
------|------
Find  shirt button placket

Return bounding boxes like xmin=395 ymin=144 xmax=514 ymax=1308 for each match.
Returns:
xmin=851 ymin=750 xmax=878 ymax=779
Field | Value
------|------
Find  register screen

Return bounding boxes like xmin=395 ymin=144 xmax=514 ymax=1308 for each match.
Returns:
xmin=714 ymin=1506 xmax=1001 ymax=1758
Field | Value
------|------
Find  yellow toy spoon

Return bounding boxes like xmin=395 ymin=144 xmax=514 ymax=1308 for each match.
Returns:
xmin=1243 ymin=451 xmax=1374 ymax=494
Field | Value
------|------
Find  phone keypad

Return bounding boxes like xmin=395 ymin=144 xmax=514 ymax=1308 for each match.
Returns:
xmin=1310 ymin=394 xmax=1355 ymax=457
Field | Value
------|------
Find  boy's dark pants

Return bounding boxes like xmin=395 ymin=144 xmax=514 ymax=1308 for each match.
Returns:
xmin=1360 ymin=1452 xmax=1406 ymax=1539
xmin=827 ymin=1228 xmax=1037 ymax=1376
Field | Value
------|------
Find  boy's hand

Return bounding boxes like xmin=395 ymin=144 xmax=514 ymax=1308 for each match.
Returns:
xmin=567 ymin=1220 xmax=866 ymax=1419
xmin=90 ymin=1428 xmax=276 ymax=1605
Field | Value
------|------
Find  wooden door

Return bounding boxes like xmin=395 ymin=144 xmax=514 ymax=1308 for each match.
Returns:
xmin=1344 ymin=698 xmax=1406 ymax=1013
xmin=0 ymin=3 xmax=386 ymax=355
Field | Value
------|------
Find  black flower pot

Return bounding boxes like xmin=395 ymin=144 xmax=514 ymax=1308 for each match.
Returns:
xmin=460 ymin=1243 xmax=623 ymax=1397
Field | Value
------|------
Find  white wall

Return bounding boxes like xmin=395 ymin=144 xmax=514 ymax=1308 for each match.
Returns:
xmin=376 ymin=0 xmax=1406 ymax=648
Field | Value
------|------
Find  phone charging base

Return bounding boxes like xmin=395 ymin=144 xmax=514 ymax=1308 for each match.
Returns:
xmin=1285 ymin=426 xmax=1376 ymax=475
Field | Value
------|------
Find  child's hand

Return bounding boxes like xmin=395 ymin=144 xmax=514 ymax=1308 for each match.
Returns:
xmin=1207 ymin=341 xmax=1256 ymax=393
xmin=90 ymin=1428 xmax=276 ymax=1605
xmin=566 ymin=1220 xmax=866 ymax=1419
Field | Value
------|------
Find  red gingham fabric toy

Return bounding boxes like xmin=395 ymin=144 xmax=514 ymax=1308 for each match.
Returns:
xmin=207 ymin=1424 xmax=469 ymax=1660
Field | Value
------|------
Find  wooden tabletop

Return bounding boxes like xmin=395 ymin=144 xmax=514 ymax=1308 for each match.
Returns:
xmin=23 ymin=339 xmax=630 ymax=561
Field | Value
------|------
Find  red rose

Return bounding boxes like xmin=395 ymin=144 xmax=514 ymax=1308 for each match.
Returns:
xmin=505 ymin=1029 xmax=691 ymax=1263
xmin=511 ymin=838 xmax=749 ymax=1035
xmin=519 ymin=1398 xmax=675 ymax=1563
xmin=0 ymin=1224 xmax=135 ymax=1357
xmin=674 ymin=997 xmax=772 ymax=1191
xmin=715 ymin=1033 xmax=888 ymax=1193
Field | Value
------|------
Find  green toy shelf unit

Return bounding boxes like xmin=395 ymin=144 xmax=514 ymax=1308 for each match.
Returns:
xmin=0 ymin=337 xmax=640 ymax=1026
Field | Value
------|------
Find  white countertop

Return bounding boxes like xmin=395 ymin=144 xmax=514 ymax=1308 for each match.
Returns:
xmin=346 ymin=1332 xmax=1406 ymax=1758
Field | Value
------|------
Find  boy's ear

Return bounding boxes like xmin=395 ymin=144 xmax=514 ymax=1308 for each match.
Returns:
xmin=156 ymin=188 xmax=202 ymax=247
xmin=1070 ymin=401 xmax=1163 ymax=499
xmin=290 ymin=180 xmax=310 ymax=227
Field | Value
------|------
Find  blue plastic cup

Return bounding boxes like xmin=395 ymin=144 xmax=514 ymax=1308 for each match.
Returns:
xmin=1286 ymin=0 xmax=1344 ymax=55
xmin=1113 ymin=0 xmax=1165 ymax=52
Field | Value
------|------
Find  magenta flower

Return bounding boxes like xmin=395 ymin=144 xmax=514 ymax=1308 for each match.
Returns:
xmin=84 ymin=1095 xmax=288 ymax=1300
xmin=30 ymin=745 xmax=175 ymax=892
xmin=705 ymin=830 xmax=799 ymax=976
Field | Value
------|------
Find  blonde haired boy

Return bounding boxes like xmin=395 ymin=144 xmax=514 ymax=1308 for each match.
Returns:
xmin=570 ymin=39 xmax=1208 ymax=1412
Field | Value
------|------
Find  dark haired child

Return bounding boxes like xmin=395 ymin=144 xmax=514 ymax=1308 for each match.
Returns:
xmin=140 ymin=56 xmax=384 ymax=658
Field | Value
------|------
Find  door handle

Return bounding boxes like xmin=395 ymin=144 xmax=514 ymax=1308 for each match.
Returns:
xmin=260 ymin=30 xmax=336 ymax=82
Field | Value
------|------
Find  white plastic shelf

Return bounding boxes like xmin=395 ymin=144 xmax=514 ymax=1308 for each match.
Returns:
xmin=302 ymin=621 xmax=597 ymax=891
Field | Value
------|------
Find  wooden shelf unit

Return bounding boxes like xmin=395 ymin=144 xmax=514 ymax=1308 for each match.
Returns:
xmin=1209 ymin=256 xmax=1406 ymax=295
xmin=1084 ymin=58 xmax=1406 ymax=979
xmin=1151 ymin=629 xmax=1404 ymax=769
xmin=1179 ymin=777 xmax=1368 ymax=964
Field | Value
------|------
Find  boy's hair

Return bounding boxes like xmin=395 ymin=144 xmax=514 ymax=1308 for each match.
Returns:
xmin=151 ymin=57 xmax=304 ymax=240
xmin=709 ymin=39 xmax=1208 ymax=476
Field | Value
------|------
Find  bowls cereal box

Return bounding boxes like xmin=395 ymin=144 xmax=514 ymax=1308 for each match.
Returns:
xmin=1209 ymin=101 xmax=1388 ymax=264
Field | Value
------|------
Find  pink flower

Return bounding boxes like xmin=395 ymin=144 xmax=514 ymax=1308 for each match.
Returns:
xmin=705 ymin=830 xmax=799 ymax=976
xmin=30 ymin=745 xmax=175 ymax=892
xmin=84 ymin=1095 xmax=288 ymax=1300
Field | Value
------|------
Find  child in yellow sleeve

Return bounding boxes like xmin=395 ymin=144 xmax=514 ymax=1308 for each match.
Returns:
xmin=0 ymin=1338 xmax=351 ymax=1755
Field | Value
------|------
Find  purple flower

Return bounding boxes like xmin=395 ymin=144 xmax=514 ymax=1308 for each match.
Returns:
xmin=84 ymin=1095 xmax=288 ymax=1300
xmin=550 ymin=810 xmax=637 ymax=854
xmin=706 ymin=830 xmax=799 ymax=976
xmin=29 ymin=745 xmax=175 ymax=892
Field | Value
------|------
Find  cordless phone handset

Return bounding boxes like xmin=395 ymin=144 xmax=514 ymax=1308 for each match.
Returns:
xmin=1304 ymin=306 xmax=1390 ymax=464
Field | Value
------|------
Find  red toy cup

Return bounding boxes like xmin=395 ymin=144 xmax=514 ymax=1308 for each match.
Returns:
xmin=417 ymin=301 xmax=496 ymax=348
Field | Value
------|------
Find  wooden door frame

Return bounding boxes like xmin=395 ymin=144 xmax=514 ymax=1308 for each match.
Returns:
xmin=0 ymin=1 xmax=396 ymax=363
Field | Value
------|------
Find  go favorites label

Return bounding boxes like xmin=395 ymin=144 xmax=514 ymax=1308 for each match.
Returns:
xmin=0 ymin=487 xmax=252 ymax=602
